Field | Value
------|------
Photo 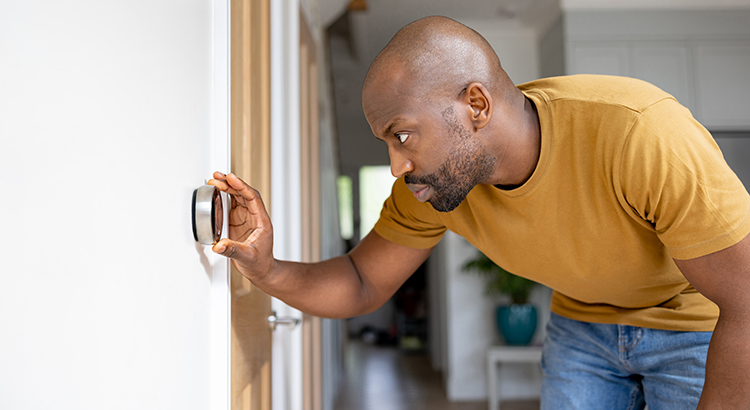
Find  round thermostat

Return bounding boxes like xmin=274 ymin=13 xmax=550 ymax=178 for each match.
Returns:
xmin=192 ymin=185 xmax=224 ymax=245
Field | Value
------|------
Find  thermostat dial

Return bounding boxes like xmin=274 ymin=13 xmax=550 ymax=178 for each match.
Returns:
xmin=192 ymin=185 xmax=223 ymax=245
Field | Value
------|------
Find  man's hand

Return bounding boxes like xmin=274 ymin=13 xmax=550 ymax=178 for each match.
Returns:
xmin=207 ymin=172 xmax=275 ymax=283
xmin=206 ymin=172 xmax=433 ymax=319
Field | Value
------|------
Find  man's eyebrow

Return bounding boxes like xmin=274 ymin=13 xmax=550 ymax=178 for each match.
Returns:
xmin=378 ymin=119 xmax=402 ymax=140
xmin=382 ymin=122 xmax=396 ymax=138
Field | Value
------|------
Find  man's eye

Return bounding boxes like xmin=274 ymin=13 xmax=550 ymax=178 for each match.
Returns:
xmin=396 ymin=133 xmax=409 ymax=143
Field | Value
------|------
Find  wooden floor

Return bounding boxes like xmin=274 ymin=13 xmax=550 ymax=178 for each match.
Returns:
xmin=333 ymin=340 xmax=540 ymax=410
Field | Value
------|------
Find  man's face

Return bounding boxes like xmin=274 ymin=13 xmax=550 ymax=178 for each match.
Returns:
xmin=403 ymin=106 xmax=495 ymax=212
xmin=364 ymin=77 xmax=496 ymax=212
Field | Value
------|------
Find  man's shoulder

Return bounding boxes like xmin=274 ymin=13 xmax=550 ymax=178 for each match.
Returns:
xmin=518 ymin=75 xmax=675 ymax=113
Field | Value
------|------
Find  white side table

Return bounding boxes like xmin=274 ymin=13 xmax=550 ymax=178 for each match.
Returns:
xmin=486 ymin=345 xmax=543 ymax=410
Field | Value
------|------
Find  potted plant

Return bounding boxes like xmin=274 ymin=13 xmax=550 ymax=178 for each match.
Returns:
xmin=462 ymin=250 xmax=539 ymax=345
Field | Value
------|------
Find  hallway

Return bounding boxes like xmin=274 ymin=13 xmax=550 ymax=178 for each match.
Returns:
xmin=333 ymin=340 xmax=540 ymax=410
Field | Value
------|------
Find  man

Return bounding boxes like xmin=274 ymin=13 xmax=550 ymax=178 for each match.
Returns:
xmin=208 ymin=16 xmax=750 ymax=410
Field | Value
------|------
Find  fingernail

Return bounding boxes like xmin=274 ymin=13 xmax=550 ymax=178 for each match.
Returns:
xmin=215 ymin=244 xmax=226 ymax=253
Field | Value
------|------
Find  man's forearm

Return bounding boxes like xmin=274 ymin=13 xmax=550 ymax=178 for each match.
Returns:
xmin=246 ymin=255 xmax=380 ymax=319
xmin=697 ymin=312 xmax=750 ymax=409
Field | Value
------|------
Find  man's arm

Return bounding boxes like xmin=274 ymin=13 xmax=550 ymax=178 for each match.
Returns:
xmin=208 ymin=172 xmax=431 ymax=319
xmin=674 ymin=233 xmax=750 ymax=410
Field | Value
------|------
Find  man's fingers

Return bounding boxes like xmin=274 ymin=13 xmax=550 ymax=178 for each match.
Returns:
xmin=212 ymin=238 xmax=253 ymax=264
xmin=225 ymin=174 xmax=257 ymax=198
xmin=212 ymin=239 xmax=229 ymax=254
xmin=207 ymin=172 xmax=271 ymax=233
xmin=207 ymin=172 xmax=243 ymax=197
xmin=224 ymin=174 xmax=271 ymax=221
xmin=207 ymin=178 xmax=230 ymax=191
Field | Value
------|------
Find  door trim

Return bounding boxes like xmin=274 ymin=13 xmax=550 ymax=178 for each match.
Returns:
xmin=299 ymin=13 xmax=323 ymax=410
xmin=229 ymin=0 xmax=273 ymax=408
xmin=211 ymin=0 xmax=231 ymax=409
xmin=270 ymin=2 xmax=304 ymax=410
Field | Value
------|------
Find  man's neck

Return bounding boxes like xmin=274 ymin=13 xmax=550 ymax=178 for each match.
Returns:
xmin=488 ymin=96 xmax=542 ymax=188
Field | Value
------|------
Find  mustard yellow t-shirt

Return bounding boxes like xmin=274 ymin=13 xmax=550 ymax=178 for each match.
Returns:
xmin=373 ymin=75 xmax=750 ymax=332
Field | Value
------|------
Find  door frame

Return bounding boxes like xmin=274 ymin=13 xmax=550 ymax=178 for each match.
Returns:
xmin=270 ymin=1 xmax=305 ymax=410
xmin=229 ymin=0 xmax=273 ymax=409
xmin=215 ymin=1 xmax=322 ymax=409
xmin=269 ymin=1 xmax=324 ymax=410
xmin=211 ymin=0 xmax=231 ymax=409
xmin=299 ymin=12 xmax=323 ymax=410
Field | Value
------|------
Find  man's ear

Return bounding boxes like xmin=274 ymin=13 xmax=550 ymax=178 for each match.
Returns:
xmin=462 ymin=82 xmax=492 ymax=130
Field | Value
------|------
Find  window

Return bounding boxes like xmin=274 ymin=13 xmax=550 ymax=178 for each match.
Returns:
xmin=359 ymin=166 xmax=396 ymax=240
xmin=337 ymin=175 xmax=354 ymax=240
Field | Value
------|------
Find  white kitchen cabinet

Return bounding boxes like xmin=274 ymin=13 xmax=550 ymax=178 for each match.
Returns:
xmin=562 ymin=10 xmax=750 ymax=130
xmin=569 ymin=44 xmax=629 ymax=76
xmin=693 ymin=42 xmax=750 ymax=130
xmin=631 ymin=44 xmax=693 ymax=113
xmin=568 ymin=42 xmax=696 ymax=114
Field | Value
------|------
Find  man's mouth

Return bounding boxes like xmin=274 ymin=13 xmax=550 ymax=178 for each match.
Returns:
xmin=407 ymin=184 xmax=430 ymax=202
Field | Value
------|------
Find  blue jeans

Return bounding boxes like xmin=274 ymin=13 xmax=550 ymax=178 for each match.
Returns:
xmin=541 ymin=313 xmax=712 ymax=410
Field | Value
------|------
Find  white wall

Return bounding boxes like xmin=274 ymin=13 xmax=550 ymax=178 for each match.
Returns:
xmin=0 ymin=1 xmax=223 ymax=409
xmin=437 ymin=233 xmax=495 ymax=400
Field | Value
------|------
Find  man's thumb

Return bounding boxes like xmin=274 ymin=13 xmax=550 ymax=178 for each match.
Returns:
xmin=212 ymin=239 xmax=248 ymax=261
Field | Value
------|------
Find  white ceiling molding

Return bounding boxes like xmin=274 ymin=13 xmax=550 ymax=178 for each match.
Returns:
xmin=562 ymin=0 xmax=750 ymax=10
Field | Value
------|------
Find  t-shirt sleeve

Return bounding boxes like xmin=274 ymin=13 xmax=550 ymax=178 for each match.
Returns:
xmin=372 ymin=177 xmax=447 ymax=249
xmin=618 ymin=98 xmax=750 ymax=260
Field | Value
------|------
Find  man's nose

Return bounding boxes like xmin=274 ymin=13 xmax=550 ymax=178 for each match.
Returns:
xmin=388 ymin=145 xmax=414 ymax=178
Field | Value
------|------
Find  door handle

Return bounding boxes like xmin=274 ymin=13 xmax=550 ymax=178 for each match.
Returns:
xmin=268 ymin=312 xmax=301 ymax=331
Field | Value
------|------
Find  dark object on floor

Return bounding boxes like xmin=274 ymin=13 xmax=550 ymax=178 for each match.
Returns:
xmin=359 ymin=326 xmax=397 ymax=346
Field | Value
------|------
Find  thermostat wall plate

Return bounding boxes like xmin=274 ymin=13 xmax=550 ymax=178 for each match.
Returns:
xmin=192 ymin=185 xmax=224 ymax=245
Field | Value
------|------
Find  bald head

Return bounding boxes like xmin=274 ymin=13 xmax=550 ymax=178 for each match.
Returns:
xmin=361 ymin=17 xmax=542 ymax=195
xmin=363 ymin=16 xmax=513 ymax=107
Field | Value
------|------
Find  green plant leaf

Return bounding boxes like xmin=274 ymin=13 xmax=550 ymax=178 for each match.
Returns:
xmin=461 ymin=251 xmax=537 ymax=304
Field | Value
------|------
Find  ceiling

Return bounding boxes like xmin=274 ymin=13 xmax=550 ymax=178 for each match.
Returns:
xmin=340 ymin=0 xmax=560 ymax=66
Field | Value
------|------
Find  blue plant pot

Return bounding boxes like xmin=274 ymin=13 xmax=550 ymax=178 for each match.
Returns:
xmin=496 ymin=304 xmax=538 ymax=346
